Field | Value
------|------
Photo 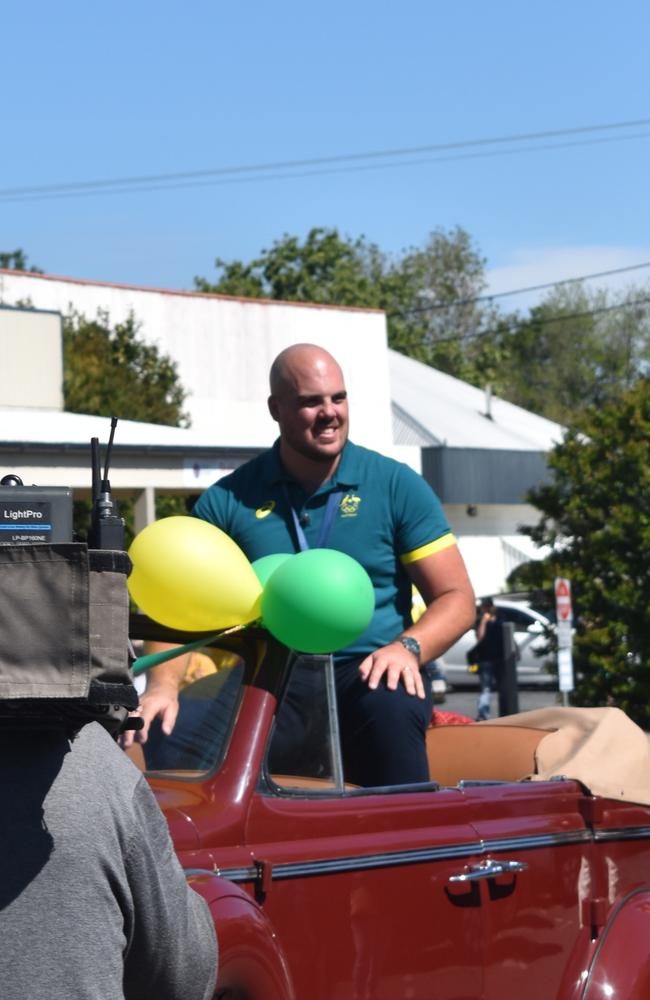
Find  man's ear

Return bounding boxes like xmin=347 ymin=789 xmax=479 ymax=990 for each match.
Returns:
xmin=268 ymin=394 xmax=279 ymax=422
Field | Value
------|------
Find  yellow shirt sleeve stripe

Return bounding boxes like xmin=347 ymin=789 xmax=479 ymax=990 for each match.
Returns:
xmin=399 ymin=533 xmax=457 ymax=565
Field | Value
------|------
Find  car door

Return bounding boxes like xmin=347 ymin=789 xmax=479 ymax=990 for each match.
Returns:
xmin=459 ymin=778 xmax=589 ymax=998
xmin=246 ymin=781 xmax=485 ymax=1000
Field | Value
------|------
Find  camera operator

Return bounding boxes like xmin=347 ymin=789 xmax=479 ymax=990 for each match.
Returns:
xmin=0 ymin=715 xmax=217 ymax=1000
xmin=0 ymin=537 xmax=217 ymax=1000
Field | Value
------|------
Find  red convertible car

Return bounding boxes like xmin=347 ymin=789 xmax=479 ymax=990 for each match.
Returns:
xmin=130 ymin=616 xmax=650 ymax=1000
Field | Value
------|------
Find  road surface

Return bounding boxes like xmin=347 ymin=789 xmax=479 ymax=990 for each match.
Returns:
xmin=440 ymin=682 xmax=563 ymax=721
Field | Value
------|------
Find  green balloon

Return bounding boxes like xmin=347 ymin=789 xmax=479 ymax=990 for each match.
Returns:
xmin=261 ymin=548 xmax=375 ymax=653
xmin=252 ymin=553 xmax=292 ymax=588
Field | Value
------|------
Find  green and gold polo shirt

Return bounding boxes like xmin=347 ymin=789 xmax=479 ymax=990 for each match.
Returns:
xmin=192 ymin=439 xmax=455 ymax=661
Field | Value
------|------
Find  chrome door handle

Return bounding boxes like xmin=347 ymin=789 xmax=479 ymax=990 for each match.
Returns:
xmin=448 ymin=858 xmax=529 ymax=883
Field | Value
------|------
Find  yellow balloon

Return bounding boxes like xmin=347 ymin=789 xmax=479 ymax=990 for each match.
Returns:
xmin=128 ymin=516 xmax=262 ymax=631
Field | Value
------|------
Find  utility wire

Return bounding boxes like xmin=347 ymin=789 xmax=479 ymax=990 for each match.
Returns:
xmin=391 ymin=296 xmax=650 ymax=350
xmin=1 ymin=117 xmax=649 ymax=203
xmin=2 ymin=130 xmax=649 ymax=205
xmin=387 ymin=261 xmax=650 ymax=317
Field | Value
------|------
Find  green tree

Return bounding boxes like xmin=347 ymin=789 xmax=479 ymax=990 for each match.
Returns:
xmin=0 ymin=248 xmax=43 ymax=272
xmin=63 ymin=310 xmax=190 ymax=427
xmin=495 ymin=283 xmax=650 ymax=425
xmin=510 ymin=379 xmax=650 ymax=727
xmin=196 ymin=227 xmax=385 ymax=306
xmin=386 ymin=228 xmax=505 ymax=386
xmin=195 ymin=225 xmax=501 ymax=386
xmin=4 ymin=252 xmax=191 ymax=538
xmin=62 ymin=309 xmax=191 ymax=542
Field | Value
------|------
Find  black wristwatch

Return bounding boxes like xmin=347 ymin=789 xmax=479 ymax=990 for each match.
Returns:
xmin=397 ymin=635 xmax=421 ymax=664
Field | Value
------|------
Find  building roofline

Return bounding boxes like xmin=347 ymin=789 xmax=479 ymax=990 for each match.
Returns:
xmin=0 ymin=268 xmax=385 ymax=316
xmin=0 ymin=440 xmax=261 ymax=459
xmin=0 ymin=301 xmax=62 ymax=318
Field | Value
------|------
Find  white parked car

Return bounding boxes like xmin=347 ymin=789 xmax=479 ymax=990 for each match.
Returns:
xmin=440 ymin=599 xmax=556 ymax=687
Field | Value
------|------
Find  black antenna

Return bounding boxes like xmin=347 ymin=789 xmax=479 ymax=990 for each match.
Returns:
xmin=87 ymin=417 xmax=125 ymax=550
xmin=91 ymin=437 xmax=101 ymax=503
xmin=102 ymin=417 xmax=118 ymax=486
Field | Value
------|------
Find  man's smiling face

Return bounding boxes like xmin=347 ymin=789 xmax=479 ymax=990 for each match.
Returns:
xmin=268 ymin=346 xmax=349 ymax=466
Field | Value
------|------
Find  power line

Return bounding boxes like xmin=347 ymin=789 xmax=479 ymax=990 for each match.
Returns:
xmin=387 ymin=261 xmax=650 ymax=318
xmin=1 ymin=117 xmax=649 ymax=204
xmin=2 ymin=130 xmax=649 ymax=206
xmin=392 ymin=296 xmax=650 ymax=350
xmin=506 ymin=295 xmax=650 ymax=330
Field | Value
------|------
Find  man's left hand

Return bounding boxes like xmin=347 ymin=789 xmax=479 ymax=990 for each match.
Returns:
xmin=358 ymin=642 xmax=426 ymax=699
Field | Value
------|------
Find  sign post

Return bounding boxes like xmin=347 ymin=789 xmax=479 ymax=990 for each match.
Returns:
xmin=554 ymin=577 xmax=574 ymax=704
xmin=498 ymin=621 xmax=519 ymax=717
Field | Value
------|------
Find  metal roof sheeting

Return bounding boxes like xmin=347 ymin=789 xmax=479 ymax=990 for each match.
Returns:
xmin=389 ymin=349 xmax=564 ymax=452
xmin=0 ymin=409 xmax=219 ymax=450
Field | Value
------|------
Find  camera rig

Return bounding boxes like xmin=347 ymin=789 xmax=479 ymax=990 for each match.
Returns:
xmin=0 ymin=418 xmax=140 ymax=738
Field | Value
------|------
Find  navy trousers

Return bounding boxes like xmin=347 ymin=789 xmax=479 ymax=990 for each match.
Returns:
xmin=270 ymin=657 xmax=434 ymax=787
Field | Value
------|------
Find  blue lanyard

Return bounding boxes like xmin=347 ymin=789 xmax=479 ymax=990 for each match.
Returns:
xmin=281 ymin=484 xmax=343 ymax=552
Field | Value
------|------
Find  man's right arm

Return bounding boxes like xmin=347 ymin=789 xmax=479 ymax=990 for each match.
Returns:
xmin=123 ymin=644 xmax=189 ymax=747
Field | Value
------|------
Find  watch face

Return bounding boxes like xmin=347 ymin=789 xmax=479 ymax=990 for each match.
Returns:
xmin=400 ymin=637 xmax=421 ymax=660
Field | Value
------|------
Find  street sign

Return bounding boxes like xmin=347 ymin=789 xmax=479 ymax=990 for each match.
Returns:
xmin=554 ymin=577 xmax=574 ymax=695
xmin=554 ymin=577 xmax=572 ymax=621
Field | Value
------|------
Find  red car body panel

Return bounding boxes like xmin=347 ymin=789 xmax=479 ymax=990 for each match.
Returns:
xmin=245 ymin=787 xmax=484 ymax=998
xmin=463 ymin=781 xmax=588 ymax=998
xmin=581 ymin=890 xmax=650 ymax=999
xmin=189 ymin=875 xmax=296 ymax=1000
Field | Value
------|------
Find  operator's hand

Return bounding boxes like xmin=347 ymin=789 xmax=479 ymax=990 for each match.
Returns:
xmin=358 ymin=641 xmax=426 ymax=699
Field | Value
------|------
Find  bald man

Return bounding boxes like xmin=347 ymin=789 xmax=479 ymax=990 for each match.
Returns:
xmin=136 ymin=344 xmax=475 ymax=786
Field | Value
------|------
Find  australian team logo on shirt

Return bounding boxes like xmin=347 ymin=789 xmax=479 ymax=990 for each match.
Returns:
xmin=340 ymin=494 xmax=361 ymax=517
xmin=255 ymin=496 xmax=361 ymax=520
xmin=255 ymin=501 xmax=276 ymax=519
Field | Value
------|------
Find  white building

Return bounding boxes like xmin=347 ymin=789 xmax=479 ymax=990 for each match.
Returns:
xmin=0 ymin=269 xmax=563 ymax=594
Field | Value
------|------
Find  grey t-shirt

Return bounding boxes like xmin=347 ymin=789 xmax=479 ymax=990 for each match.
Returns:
xmin=0 ymin=722 xmax=217 ymax=1000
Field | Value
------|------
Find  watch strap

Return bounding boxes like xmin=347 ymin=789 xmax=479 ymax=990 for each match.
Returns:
xmin=397 ymin=635 xmax=421 ymax=664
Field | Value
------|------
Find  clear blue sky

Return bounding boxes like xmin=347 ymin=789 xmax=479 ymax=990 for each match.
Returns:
xmin=3 ymin=0 xmax=650 ymax=313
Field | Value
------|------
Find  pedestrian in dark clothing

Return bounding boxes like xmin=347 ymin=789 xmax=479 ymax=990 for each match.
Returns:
xmin=475 ymin=598 xmax=504 ymax=721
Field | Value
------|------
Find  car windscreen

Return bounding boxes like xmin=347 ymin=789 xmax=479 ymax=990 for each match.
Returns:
xmin=263 ymin=653 xmax=345 ymax=792
xmin=139 ymin=644 xmax=246 ymax=776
